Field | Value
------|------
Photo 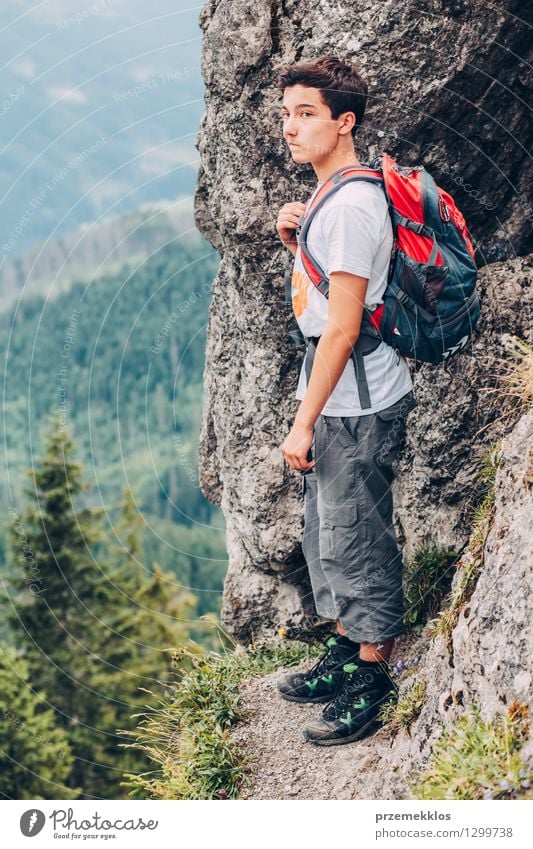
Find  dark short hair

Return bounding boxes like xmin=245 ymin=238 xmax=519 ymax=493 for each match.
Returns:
xmin=277 ymin=54 xmax=368 ymax=137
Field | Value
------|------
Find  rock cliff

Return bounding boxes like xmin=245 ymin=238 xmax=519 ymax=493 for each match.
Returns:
xmin=194 ymin=0 xmax=532 ymax=642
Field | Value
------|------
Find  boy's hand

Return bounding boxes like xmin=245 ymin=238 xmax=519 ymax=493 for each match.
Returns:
xmin=281 ymin=422 xmax=316 ymax=473
xmin=276 ymin=201 xmax=307 ymax=252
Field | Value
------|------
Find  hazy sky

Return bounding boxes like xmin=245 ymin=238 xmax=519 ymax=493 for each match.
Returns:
xmin=1 ymin=0 xmax=206 ymax=251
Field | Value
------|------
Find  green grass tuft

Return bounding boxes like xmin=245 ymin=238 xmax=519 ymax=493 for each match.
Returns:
xmin=411 ymin=701 xmax=532 ymax=800
xmin=119 ymin=639 xmax=319 ymax=800
xmin=426 ymin=443 xmax=502 ymax=644
xmin=403 ymin=545 xmax=459 ymax=634
xmin=379 ymin=679 xmax=427 ymax=736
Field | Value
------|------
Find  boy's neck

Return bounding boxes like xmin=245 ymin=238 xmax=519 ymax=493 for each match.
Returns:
xmin=314 ymin=151 xmax=364 ymax=185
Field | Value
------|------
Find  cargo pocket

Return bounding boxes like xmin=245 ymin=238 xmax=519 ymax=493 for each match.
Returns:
xmin=318 ymin=498 xmax=359 ymax=561
xmin=323 ymin=414 xmax=359 ymax=449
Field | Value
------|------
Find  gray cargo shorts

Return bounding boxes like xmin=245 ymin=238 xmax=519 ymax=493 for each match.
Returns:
xmin=301 ymin=390 xmax=416 ymax=644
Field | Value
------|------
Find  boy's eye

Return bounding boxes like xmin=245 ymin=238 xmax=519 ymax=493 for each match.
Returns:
xmin=280 ymin=111 xmax=313 ymax=119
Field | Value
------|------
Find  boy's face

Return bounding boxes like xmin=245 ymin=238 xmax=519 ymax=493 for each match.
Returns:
xmin=280 ymin=84 xmax=353 ymax=166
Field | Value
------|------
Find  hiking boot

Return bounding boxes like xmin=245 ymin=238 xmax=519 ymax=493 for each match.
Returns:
xmin=302 ymin=659 xmax=398 ymax=745
xmin=277 ymin=635 xmax=360 ymax=704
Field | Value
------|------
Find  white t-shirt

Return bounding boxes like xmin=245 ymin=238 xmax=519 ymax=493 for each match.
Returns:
xmin=292 ymin=178 xmax=413 ymax=415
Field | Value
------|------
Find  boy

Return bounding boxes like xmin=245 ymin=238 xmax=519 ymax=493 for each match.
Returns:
xmin=275 ymin=55 xmax=416 ymax=746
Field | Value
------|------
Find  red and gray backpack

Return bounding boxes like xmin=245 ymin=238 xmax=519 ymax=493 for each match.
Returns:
xmin=285 ymin=151 xmax=480 ymax=409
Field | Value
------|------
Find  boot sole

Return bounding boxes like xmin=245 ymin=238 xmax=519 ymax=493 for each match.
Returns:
xmin=303 ymin=717 xmax=383 ymax=746
xmin=277 ymin=688 xmax=342 ymax=704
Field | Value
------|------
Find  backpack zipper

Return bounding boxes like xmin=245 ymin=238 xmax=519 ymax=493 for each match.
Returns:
xmin=434 ymin=289 xmax=479 ymax=328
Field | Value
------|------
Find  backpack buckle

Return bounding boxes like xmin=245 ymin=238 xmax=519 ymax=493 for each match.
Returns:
xmin=406 ymin=220 xmax=433 ymax=236
xmin=393 ymin=213 xmax=433 ymax=238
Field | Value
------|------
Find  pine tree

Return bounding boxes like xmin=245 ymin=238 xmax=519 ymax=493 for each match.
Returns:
xmin=97 ymin=486 xmax=198 ymax=781
xmin=8 ymin=419 xmax=196 ymax=798
xmin=0 ymin=644 xmax=76 ymax=799
xmin=106 ymin=486 xmax=197 ymax=689
xmin=8 ymin=416 xmax=119 ymax=794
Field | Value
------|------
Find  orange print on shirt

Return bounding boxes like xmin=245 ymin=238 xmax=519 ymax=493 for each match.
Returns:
xmin=292 ymin=270 xmax=311 ymax=319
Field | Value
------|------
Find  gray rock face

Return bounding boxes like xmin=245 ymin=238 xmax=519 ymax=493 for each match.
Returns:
xmin=393 ymin=254 xmax=532 ymax=562
xmin=358 ymin=410 xmax=533 ymax=800
xmin=195 ymin=0 xmax=533 ymax=641
xmin=451 ymin=412 xmax=533 ymax=722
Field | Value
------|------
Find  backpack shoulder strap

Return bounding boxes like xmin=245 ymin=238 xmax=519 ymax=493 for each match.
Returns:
xmin=298 ymin=165 xmax=384 ymax=298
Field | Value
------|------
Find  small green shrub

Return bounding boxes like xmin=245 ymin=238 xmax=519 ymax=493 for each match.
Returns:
xmin=411 ymin=701 xmax=532 ymax=800
xmin=425 ymin=554 xmax=483 ymax=643
xmin=470 ymin=442 xmax=501 ymax=546
xmin=120 ymin=639 xmax=318 ymax=800
xmin=426 ymin=444 xmax=502 ymax=644
xmin=379 ymin=679 xmax=426 ymax=736
xmin=403 ymin=545 xmax=459 ymax=633
xmin=493 ymin=334 xmax=533 ymax=413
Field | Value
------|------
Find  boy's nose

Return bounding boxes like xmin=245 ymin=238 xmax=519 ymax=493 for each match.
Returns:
xmin=283 ymin=116 xmax=298 ymax=135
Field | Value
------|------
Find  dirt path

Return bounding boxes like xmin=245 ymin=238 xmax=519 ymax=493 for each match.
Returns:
xmin=231 ymin=635 xmax=421 ymax=800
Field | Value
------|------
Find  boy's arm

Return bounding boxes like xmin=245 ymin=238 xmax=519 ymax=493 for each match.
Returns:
xmin=295 ymin=270 xmax=367 ymax=427
xmin=281 ymin=271 xmax=368 ymax=472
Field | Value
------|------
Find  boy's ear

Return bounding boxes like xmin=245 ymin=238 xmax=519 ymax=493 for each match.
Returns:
xmin=338 ymin=112 xmax=356 ymax=134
